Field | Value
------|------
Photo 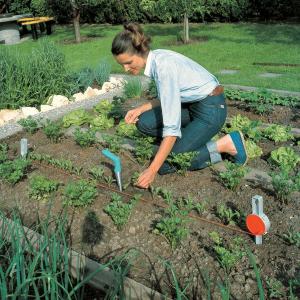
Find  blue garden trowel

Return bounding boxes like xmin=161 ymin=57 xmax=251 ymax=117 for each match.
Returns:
xmin=102 ymin=149 xmax=122 ymax=191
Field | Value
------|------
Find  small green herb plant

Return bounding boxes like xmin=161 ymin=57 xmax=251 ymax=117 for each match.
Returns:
xmin=0 ymin=157 xmax=31 ymax=185
xmin=42 ymin=119 xmax=63 ymax=143
xmin=0 ymin=143 xmax=8 ymax=163
xmin=89 ymin=166 xmax=105 ymax=181
xmin=263 ymin=124 xmax=294 ymax=143
xmin=153 ymin=194 xmax=192 ymax=250
xmin=283 ymin=227 xmax=300 ymax=248
xmin=209 ymin=231 xmax=245 ymax=274
xmin=63 ymin=180 xmax=98 ymax=207
xmin=29 ymin=175 xmax=59 ymax=201
xmin=216 ymin=204 xmax=241 ymax=225
xmin=135 ymin=136 xmax=154 ymax=164
xmin=18 ymin=117 xmax=39 ymax=134
xmin=217 ymin=161 xmax=248 ymax=191
xmin=123 ymin=78 xmax=142 ymax=99
xmin=167 ymin=151 xmax=198 ymax=175
xmin=104 ymin=193 xmax=140 ymax=230
xmin=74 ymin=128 xmax=96 ymax=148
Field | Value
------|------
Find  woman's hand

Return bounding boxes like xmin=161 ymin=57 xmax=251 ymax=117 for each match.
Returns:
xmin=135 ymin=168 xmax=157 ymax=189
xmin=125 ymin=107 xmax=142 ymax=124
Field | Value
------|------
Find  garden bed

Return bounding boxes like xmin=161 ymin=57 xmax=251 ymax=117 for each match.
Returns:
xmin=0 ymin=87 xmax=299 ymax=299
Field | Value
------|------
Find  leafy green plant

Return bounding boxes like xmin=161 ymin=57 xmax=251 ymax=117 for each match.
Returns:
xmin=18 ymin=117 xmax=39 ymax=134
xmin=135 ymin=136 xmax=154 ymax=164
xmin=283 ymin=227 xmax=300 ymax=248
xmin=123 ymin=171 xmax=140 ymax=190
xmin=209 ymin=231 xmax=245 ymax=274
xmin=147 ymin=80 xmax=158 ymax=99
xmin=224 ymin=114 xmax=262 ymax=141
xmin=74 ymin=128 xmax=96 ymax=148
xmin=216 ymin=204 xmax=241 ymax=225
xmin=103 ymin=175 xmax=116 ymax=186
xmin=153 ymin=194 xmax=192 ymax=250
xmin=0 ymin=143 xmax=8 ymax=163
xmin=217 ymin=161 xmax=248 ymax=191
xmin=167 ymin=151 xmax=198 ymax=175
xmin=245 ymin=140 xmax=263 ymax=159
xmin=270 ymin=170 xmax=300 ymax=203
xmin=108 ymin=96 xmax=126 ymax=120
xmin=0 ymin=157 xmax=31 ymax=185
xmin=263 ymin=124 xmax=294 ymax=143
xmin=89 ymin=166 xmax=105 ymax=181
xmin=116 ymin=120 xmax=139 ymax=138
xmin=42 ymin=119 xmax=63 ymax=142
xmin=104 ymin=193 xmax=139 ymax=230
xmin=62 ymin=109 xmax=91 ymax=128
xmin=123 ymin=77 xmax=142 ymax=99
xmin=93 ymin=99 xmax=113 ymax=115
xmin=102 ymin=134 xmax=123 ymax=153
xmin=266 ymin=276 xmax=285 ymax=299
xmin=90 ymin=114 xmax=114 ymax=130
xmin=73 ymin=67 xmax=94 ymax=92
xmin=270 ymin=147 xmax=300 ymax=172
xmin=63 ymin=180 xmax=98 ymax=207
xmin=94 ymin=59 xmax=111 ymax=87
xmin=29 ymin=174 xmax=59 ymax=201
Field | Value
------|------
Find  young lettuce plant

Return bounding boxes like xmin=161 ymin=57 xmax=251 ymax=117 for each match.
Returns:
xmin=90 ymin=114 xmax=114 ymax=130
xmin=263 ymin=124 xmax=294 ymax=143
xmin=29 ymin=174 xmax=60 ymax=201
xmin=245 ymin=140 xmax=263 ymax=159
xmin=102 ymin=134 xmax=123 ymax=153
xmin=116 ymin=120 xmax=140 ymax=138
xmin=93 ymin=99 xmax=113 ymax=115
xmin=42 ymin=119 xmax=63 ymax=143
xmin=270 ymin=147 xmax=300 ymax=172
xmin=63 ymin=109 xmax=91 ymax=128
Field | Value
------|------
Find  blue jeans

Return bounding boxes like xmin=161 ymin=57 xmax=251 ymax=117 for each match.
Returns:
xmin=136 ymin=94 xmax=227 ymax=174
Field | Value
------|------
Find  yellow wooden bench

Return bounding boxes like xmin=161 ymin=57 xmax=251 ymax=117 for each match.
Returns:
xmin=18 ymin=17 xmax=54 ymax=40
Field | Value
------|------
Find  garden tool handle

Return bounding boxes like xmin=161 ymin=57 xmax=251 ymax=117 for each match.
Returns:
xmin=102 ymin=149 xmax=121 ymax=173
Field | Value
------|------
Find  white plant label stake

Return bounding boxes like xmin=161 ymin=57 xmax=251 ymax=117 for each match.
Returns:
xmin=20 ymin=138 xmax=28 ymax=158
xmin=246 ymin=195 xmax=270 ymax=245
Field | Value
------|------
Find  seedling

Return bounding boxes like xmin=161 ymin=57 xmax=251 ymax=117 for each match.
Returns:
xmin=270 ymin=170 xmax=300 ymax=203
xmin=167 ymin=151 xmax=198 ymax=175
xmin=89 ymin=166 xmax=105 ymax=181
xmin=93 ymin=99 xmax=113 ymax=115
xmin=0 ymin=143 xmax=9 ymax=163
xmin=153 ymin=194 xmax=192 ymax=250
xmin=102 ymin=134 xmax=123 ymax=154
xmin=42 ymin=119 xmax=63 ymax=143
xmin=245 ymin=140 xmax=263 ymax=159
xmin=104 ymin=175 xmax=116 ymax=186
xmin=216 ymin=204 xmax=240 ymax=225
xmin=123 ymin=171 xmax=140 ymax=190
xmin=283 ymin=227 xmax=300 ymax=248
xmin=116 ymin=120 xmax=139 ymax=138
xmin=209 ymin=231 xmax=245 ymax=274
xmin=62 ymin=109 xmax=91 ymax=127
xmin=18 ymin=117 xmax=39 ymax=134
xmin=74 ymin=128 xmax=96 ymax=148
xmin=104 ymin=192 xmax=139 ymax=230
xmin=63 ymin=180 xmax=98 ymax=207
xmin=217 ymin=160 xmax=248 ymax=191
xmin=29 ymin=175 xmax=59 ymax=201
xmin=266 ymin=276 xmax=285 ymax=299
xmin=0 ymin=157 xmax=31 ymax=185
xmin=134 ymin=136 xmax=154 ymax=164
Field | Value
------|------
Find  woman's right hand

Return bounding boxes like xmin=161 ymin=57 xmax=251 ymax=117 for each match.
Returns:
xmin=125 ymin=107 xmax=143 ymax=124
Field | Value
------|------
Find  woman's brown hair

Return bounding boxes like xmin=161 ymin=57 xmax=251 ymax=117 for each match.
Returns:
xmin=111 ymin=23 xmax=151 ymax=57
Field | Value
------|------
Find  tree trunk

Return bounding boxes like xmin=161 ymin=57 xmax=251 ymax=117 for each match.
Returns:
xmin=73 ymin=7 xmax=81 ymax=43
xmin=183 ymin=13 xmax=189 ymax=44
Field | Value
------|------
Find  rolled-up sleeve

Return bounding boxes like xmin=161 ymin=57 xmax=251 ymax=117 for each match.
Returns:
xmin=155 ymin=61 xmax=182 ymax=138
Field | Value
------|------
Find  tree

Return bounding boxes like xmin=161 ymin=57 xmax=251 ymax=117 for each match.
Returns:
xmin=141 ymin=0 xmax=205 ymax=43
xmin=48 ymin=0 xmax=103 ymax=43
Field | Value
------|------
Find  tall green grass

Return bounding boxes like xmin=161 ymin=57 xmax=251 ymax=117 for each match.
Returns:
xmin=0 ymin=40 xmax=76 ymax=109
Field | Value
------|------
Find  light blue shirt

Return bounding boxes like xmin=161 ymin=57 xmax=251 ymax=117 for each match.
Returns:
xmin=144 ymin=49 xmax=219 ymax=138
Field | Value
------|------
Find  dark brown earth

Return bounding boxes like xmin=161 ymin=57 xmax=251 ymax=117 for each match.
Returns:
xmin=0 ymin=99 xmax=299 ymax=299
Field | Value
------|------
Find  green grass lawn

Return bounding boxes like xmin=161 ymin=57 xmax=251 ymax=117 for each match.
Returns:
xmin=8 ymin=22 xmax=300 ymax=92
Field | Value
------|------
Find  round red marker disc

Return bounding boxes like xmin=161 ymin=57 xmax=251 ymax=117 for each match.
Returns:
xmin=246 ymin=214 xmax=266 ymax=235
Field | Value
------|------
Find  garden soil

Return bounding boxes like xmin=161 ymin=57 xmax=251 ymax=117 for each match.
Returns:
xmin=0 ymin=99 xmax=299 ymax=299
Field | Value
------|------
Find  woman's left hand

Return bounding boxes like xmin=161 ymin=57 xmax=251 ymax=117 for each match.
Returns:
xmin=136 ymin=168 xmax=157 ymax=189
